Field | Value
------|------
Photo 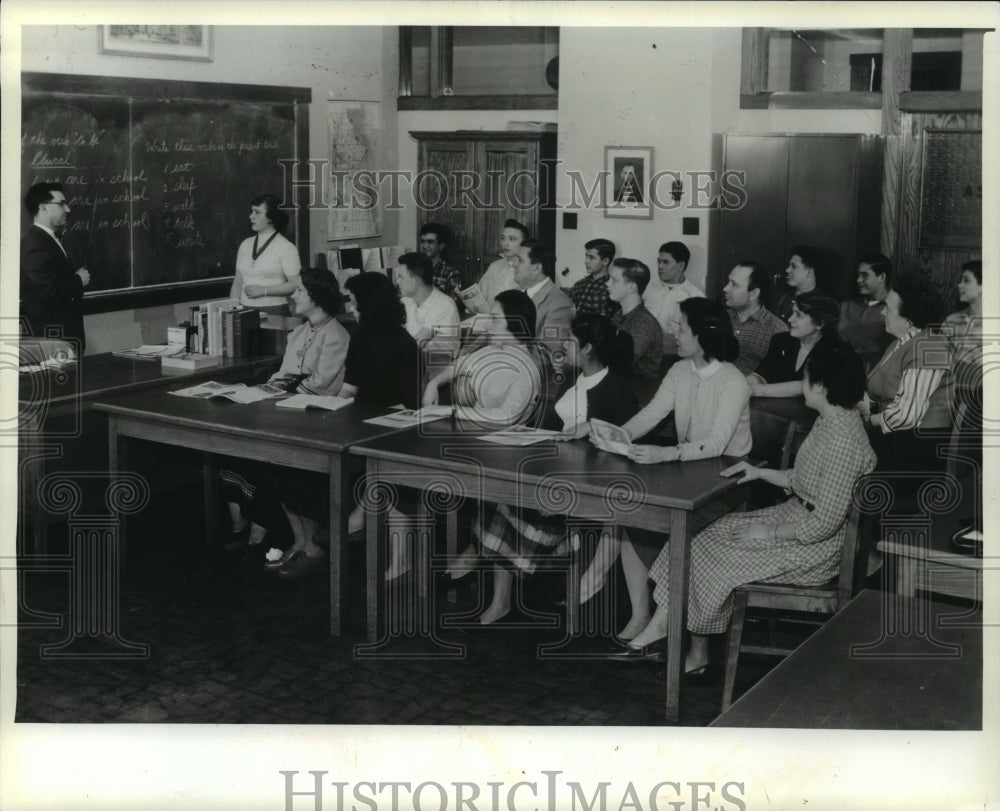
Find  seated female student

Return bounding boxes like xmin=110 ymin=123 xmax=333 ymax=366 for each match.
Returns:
xmin=589 ymin=297 xmax=753 ymax=635
xmin=861 ymin=273 xmax=952 ymax=472
xmin=422 ymin=289 xmax=543 ymax=583
xmin=471 ymin=314 xmax=639 ymax=625
xmin=944 ymin=260 xmax=983 ymax=401
xmin=746 ymin=291 xmax=840 ymax=398
xmin=221 ymin=267 xmax=349 ymax=551
xmin=269 ymin=272 xmax=421 ymax=578
xmin=615 ymin=342 xmax=876 ymax=672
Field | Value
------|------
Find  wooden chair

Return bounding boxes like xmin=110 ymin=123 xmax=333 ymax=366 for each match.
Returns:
xmin=720 ymin=475 xmax=870 ymax=712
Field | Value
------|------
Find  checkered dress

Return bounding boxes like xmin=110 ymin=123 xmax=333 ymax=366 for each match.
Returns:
xmin=569 ymin=273 xmax=618 ymax=318
xmin=647 ymin=407 xmax=876 ymax=634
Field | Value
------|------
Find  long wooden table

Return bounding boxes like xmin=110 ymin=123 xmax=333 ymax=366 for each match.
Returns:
xmin=351 ymin=425 xmax=751 ymax=723
xmin=711 ymin=589 xmax=982 ymax=729
xmin=93 ymin=391 xmax=412 ymax=635
xmin=18 ymin=351 xmax=279 ymax=553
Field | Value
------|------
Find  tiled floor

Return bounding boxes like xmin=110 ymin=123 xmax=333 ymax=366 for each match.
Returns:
xmin=17 ymin=490 xmax=806 ymax=726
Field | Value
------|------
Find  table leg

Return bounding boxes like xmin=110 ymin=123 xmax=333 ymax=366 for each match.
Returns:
xmin=202 ymin=453 xmax=219 ymax=546
xmin=895 ymin=557 xmax=918 ymax=598
xmin=664 ymin=509 xmax=692 ymax=723
xmin=328 ymin=453 xmax=349 ymax=637
xmin=366 ymin=459 xmax=386 ymax=643
xmin=107 ymin=416 xmax=126 ymax=565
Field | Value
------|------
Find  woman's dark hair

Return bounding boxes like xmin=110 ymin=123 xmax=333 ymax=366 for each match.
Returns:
xmin=299 ymin=267 xmax=344 ymax=318
xmin=570 ymin=313 xmax=634 ymax=374
xmin=678 ymin=297 xmax=739 ymax=364
xmin=493 ymin=289 xmax=536 ymax=343
xmin=804 ymin=340 xmax=866 ymax=409
xmin=962 ymin=259 xmax=982 ymax=285
xmin=344 ymin=271 xmax=406 ymax=330
xmin=793 ymin=291 xmax=841 ymax=338
xmin=503 ymin=218 xmax=530 ymax=241
xmin=892 ymin=273 xmax=944 ymax=329
xmin=251 ymin=193 xmax=289 ymax=233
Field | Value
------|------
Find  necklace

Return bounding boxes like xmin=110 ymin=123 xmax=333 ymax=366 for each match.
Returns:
xmin=251 ymin=231 xmax=279 ymax=264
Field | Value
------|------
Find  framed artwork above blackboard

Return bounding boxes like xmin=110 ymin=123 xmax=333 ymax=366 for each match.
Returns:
xmin=919 ymin=129 xmax=982 ymax=249
xmin=99 ymin=25 xmax=213 ymax=62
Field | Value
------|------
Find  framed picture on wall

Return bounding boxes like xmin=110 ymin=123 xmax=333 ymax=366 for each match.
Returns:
xmin=98 ymin=26 xmax=213 ymax=62
xmin=604 ymin=145 xmax=654 ymax=219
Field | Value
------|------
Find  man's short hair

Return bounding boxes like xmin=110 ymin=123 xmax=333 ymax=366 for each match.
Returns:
xmin=25 ymin=182 xmax=63 ymax=216
xmin=736 ymin=260 xmax=769 ymax=299
xmin=858 ymin=252 xmax=893 ymax=285
xmin=612 ymin=258 xmax=651 ymax=296
xmin=419 ymin=222 xmax=449 ymax=245
xmin=522 ymin=238 xmax=556 ymax=281
xmin=658 ymin=241 xmax=690 ymax=268
xmin=398 ymin=252 xmax=434 ymax=287
xmin=585 ymin=238 xmax=616 ymax=263
xmin=504 ymin=219 xmax=530 ymax=241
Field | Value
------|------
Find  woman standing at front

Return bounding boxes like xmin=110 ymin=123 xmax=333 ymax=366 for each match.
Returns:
xmin=230 ymin=193 xmax=301 ymax=316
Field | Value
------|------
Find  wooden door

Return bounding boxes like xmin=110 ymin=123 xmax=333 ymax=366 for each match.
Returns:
xmin=417 ymin=139 xmax=474 ymax=278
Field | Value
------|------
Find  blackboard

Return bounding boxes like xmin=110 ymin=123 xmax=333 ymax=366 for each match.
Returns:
xmin=21 ymin=73 xmax=310 ymax=311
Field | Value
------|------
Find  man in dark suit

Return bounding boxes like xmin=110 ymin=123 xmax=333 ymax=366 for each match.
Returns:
xmin=21 ymin=182 xmax=91 ymax=352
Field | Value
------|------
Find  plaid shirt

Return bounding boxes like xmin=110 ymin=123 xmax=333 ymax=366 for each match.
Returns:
xmin=432 ymin=260 xmax=463 ymax=302
xmin=728 ymin=304 xmax=788 ymax=375
xmin=569 ymin=273 xmax=618 ymax=318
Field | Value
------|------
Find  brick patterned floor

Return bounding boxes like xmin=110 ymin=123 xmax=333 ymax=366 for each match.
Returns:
xmin=16 ymin=498 xmax=789 ymax=726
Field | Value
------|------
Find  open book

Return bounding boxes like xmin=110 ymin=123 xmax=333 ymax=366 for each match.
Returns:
xmin=479 ymin=426 xmax=566 ymax=446
xmin=275 ymin=394 xmax=355 ymax=412
xmin=168 ymin=381 xmax=287 ymax=404
xmin=363 ymin=405 xmax=453 ymax=428
xmin=589 ymin=418 xmax=634 ymax=457
xmin=457 ymin=283 xmax=487 ymax=313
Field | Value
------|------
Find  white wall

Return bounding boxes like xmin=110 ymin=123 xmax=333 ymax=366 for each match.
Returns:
xmin=21 ymin=25 xmax=390 ymax=353
xmin=555 ymin=27 xmax=883 ymax=297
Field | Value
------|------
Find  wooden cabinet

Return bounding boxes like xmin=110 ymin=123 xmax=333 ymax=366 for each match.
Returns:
xmin=718 ymin=134 xmax=883 ymax=301
xmin=411 ymin=130 xmax=557 ymax=286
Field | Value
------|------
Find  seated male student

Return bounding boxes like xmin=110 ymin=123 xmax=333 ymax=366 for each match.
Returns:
xmin=607 ymin=258 xmax=664 ymax=384
xmin=396 ymin=252 xmax=460 ymax=374
xmin=419 ymin=222 xmax=463 ymax=306
xmin=642 ymin=240 xmax=703 ymax=357
xmin=568 ymin=238 xmax=618 ymax=318
xmin=510 ymin=238 xmax=573 ymax=397
xmin=723 ymin=260 xmax=789 ymax=375
xmin=838 ymin=252 xmax=893 ymax=370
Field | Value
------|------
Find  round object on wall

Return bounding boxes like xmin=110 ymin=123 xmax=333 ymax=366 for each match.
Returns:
xmin=545 ymin=57 xmax=559 ymax=91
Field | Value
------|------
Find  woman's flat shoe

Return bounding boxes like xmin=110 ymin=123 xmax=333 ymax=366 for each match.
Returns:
xmin=684 ymin=662 xmax=708 ymax=676
xmin=277 ymin=551 xmax=325 ymax=579
xmin=606 ymin=639 xmax=666 ymax=661
xmin=263 ymin=548 xmax=299 ymax=571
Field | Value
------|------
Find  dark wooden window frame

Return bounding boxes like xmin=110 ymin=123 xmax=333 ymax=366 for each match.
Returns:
xmin=740 ymin=28 xmax=983 ymax=112
xmin=397 ymin=26 xmax=558 ymax=111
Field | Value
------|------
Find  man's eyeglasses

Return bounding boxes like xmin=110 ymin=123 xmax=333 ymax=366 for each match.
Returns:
xmin=43 ymin=201 xmax=71 ymax=209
